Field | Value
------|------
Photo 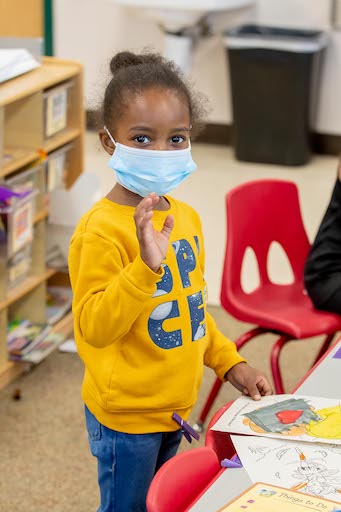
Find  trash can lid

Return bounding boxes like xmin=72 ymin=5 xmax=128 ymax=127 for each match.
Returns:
xmin=224 ymin=24 xmax=329 ymax=52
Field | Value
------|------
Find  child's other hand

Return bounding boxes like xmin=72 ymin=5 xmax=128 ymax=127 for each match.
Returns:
xmin=226 ymin=362 xmax=272 ymax=400
xmin=134 ymin=193 xmax=174 ymax=273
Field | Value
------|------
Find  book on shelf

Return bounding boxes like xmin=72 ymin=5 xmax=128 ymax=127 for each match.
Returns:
xmin=46 ymin=286 xmax=73 ymax=325
xmin=7 ymin=320 xmax=51 ymax=357
xmin=10 ymin=332 xmax=65 ymax=364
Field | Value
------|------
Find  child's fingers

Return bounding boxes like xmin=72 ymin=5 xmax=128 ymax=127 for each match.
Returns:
xmin=257 ymin=377 xmax=273 ymax=396
xmin=245 ymin=381 xmax=261 ymax=401
xmin=134 ymin=197 xmax=153 ymax=227
xmin=137 ymin=211 xmax=153 ymax=236
xmin=134 ymin=194 xmax=160 ymax=226
xmin=160 ymin=215 xmax=174 ymax=239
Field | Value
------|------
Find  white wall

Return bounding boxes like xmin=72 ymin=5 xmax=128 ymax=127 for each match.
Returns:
xmin=54 ymin=0 xmax=163 ymax=112
xmin=54 ymin=0 xmax=341 ymax=133
xmin=256 ymin=0 xmax=331 ymax=29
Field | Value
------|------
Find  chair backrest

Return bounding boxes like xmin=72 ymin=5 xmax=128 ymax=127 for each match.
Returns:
xmin=146 ymin=446 xmax=222 ymax=512
xmin=221 ymin=179 xmax=310 ymax=310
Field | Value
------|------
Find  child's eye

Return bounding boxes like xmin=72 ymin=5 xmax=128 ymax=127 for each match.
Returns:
xmin=170 ymin=135 xmax=185 ymax=144
xmin=134 ymin=135 xmax=151 ymax=144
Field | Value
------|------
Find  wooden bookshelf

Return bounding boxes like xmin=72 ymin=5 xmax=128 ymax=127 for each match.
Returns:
xmin=0 ymin=57 xmax=84 ymax=389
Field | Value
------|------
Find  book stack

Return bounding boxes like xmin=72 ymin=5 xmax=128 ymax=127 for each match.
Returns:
xmin=7 ymin=320 xmax=65 ymax=364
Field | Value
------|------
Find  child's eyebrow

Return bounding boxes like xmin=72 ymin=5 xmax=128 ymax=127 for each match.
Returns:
xmin=170 ymin=127 xmax=189 ymax=133
xmin=128 ymin=126 xmax=189 ymax=133
xmin=129 ymin=125 xmax=154 ymax=132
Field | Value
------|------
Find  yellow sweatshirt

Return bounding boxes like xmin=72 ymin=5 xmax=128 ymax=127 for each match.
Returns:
xmin=68 ymin=195 xmax=245 ymax=434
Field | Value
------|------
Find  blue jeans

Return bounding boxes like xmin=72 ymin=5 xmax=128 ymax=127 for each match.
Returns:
xmin=85 ymin=405 xmax=183 ymax=512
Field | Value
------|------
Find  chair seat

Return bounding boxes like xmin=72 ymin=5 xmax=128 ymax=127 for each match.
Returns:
xmin=228 ymin=283 xmax=341 ymax=339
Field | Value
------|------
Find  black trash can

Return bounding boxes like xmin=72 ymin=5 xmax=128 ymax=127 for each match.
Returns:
xmin=224 ymin=25 xmax=328 ymax=166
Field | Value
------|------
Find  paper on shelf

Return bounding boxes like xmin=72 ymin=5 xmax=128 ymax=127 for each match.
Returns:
xmin=0 ymin=48 xmax=39 ymax=83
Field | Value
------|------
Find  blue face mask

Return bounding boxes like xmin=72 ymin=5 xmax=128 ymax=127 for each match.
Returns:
xmin=104 ymin=126 xmax=197 ymax=197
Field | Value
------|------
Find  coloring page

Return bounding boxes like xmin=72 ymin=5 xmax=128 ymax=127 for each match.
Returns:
xmin=231 ymin=435 xmax=341 ymax=503
xmin=211 ymin=394 xmax=341 ymax=444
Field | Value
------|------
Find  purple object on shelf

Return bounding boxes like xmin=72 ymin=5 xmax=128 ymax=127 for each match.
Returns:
xmin=333 ymin=346 xmax=341 ymax=359
xmin=172 ymin=412 xmax=200 ymax=443
xmin=0 ymin=186 xmax=31 ymax=203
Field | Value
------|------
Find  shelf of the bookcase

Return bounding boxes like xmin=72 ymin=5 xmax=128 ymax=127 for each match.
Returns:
xmin=34 ymin=209 xmax=48 ymax=224
xmin=0 ymin=147 xmax=39 ymax=179
xmin=0 ymin=268 xmax=57 ymax=312
xmin=0 ymin=128 xmax=81 ymax=179
xmin=0 ymin=311 xmax=74 ymax=390
xmin=43 ymin=128 xmax=81 ymax=154
xmin=0 ymin=57 xmax=82 ymax=107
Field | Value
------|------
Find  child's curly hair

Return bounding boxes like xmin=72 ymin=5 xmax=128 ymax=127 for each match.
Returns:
xmin=102 ymin=50 xmax=208 ymax=138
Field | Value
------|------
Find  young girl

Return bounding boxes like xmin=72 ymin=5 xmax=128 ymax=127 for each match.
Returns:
xmin=68 ymin=51 xmax=272 ymax=512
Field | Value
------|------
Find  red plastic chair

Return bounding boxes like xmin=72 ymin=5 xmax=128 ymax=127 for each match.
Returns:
xmin=196 ymin=179 xmax=341 ymax=430
xmin=146 ymin=447 xmax=223 ymax=512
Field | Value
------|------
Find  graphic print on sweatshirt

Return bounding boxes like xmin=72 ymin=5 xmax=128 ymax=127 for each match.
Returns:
xmin=148 ymin=237 xmax=206 ymax=349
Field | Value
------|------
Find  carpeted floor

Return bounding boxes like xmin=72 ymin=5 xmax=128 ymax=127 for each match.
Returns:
xmin=0 ymin=306 xmax=327 ymax=512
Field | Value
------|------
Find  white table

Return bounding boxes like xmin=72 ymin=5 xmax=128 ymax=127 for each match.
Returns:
xmin=189 ymin=338 xmax=341 ymax=512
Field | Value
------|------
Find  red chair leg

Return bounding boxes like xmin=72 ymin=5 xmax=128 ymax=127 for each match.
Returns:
xmin=312 ymin=333 xmax=335 ymax=367
xmin=194 ymin=327 xmax=268 ymax=431
xmin=235 ymin=327 xmax=268 ymax=351
xmin=197 ymin=378 xmax=223 ymax=428
xmin=270 ymin=335 xmax=292 ymax=394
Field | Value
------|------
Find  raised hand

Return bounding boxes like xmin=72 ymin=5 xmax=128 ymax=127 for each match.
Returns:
xmin=134 ymin=193 xmax=174 ymax=272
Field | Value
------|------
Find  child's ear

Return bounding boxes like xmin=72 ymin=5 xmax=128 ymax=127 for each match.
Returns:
xmin=99 ymin=129 xmax=115 ymax=155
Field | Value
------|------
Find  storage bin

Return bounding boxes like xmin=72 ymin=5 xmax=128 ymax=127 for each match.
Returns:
xmin=5 ymin=164 xmax=44 ymax=213
xmin=7 ymin=243 xmax=32 ymax=290
xmin=0 ymin=190 xmax=37 ymax=258
xmin=43 ymin=80 xmax=73 ymax=139
xmin=46 ymin=143 xmax=73 ymax=192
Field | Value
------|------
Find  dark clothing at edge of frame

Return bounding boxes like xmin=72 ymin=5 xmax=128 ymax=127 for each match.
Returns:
xmin=304 ymin=178 xmax=341 ymax=314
